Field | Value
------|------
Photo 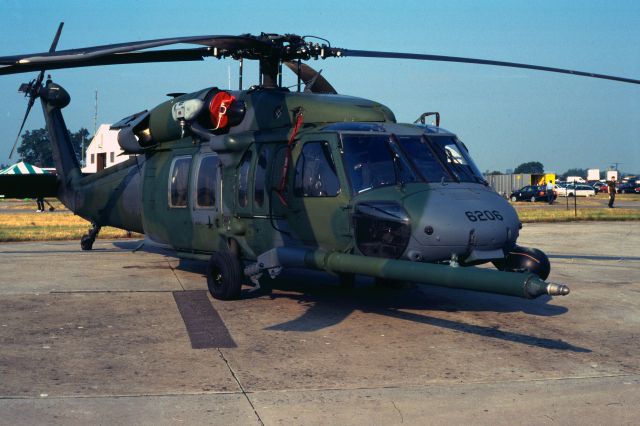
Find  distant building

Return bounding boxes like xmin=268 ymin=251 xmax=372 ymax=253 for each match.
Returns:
xmin=82 ymin=124 xmax=133 ymax=173
xmin=484 ymin=172 xmax=556 ymax=196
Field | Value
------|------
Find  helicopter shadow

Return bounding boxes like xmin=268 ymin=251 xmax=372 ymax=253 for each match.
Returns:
xmin=251 ymin=270 xmax=587 ymax=353
xmin=111 ymin=244 xmax=585 ymax=353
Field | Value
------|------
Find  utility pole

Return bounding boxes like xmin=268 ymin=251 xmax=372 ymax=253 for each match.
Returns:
xmin=93 ymin=89 xmax=98 ymax=136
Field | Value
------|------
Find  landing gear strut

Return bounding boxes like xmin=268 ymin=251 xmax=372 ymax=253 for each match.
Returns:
xmin=80 ymin=223 xmax=101 ymax=251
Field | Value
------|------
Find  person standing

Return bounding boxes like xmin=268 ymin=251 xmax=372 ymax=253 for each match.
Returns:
xmin=546 ymin=180 xmax=555 ymax=205
xmin=36 ymin=196 xmax=45 ymax=212
xmin=607 ymin=178 xmax=617 ymax=208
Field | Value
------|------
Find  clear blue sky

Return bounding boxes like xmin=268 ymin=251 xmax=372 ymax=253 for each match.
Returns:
xmin=1 ymin=0 xmax=638 ymax=174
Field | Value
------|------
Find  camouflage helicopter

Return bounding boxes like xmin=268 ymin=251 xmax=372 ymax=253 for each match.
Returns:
xmin=3 ymin=25 xmax=638 ymax=301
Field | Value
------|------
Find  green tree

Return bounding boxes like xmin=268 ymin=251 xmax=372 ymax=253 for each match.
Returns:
xmin=17 ymin=127 xmax=88 ymax=167
xmin=485 ymin=170 xmax=503 ymax=175
xmin=514 ymin=161 xmax=544 ymax=174
xmin=561 ymin=168 xmax=588 ymax=179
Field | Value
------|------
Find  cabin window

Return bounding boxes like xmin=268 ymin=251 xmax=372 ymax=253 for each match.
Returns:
xmin=90 ymin=154 xmax=95 ymax=164
xmin=254 ymin=147 xmax=270 ymax=208
xmin=169 ymin=156 xmax=191 ymax=208
xmin=110 ymin=152 xmax=115 ymax=163
xmin=237 ymin=150 xmax=252 ymax=208
xmin=294 ymin=141 xmax=340 ymax=197
xmin=196 ymin=155 xmax=218 ymax=208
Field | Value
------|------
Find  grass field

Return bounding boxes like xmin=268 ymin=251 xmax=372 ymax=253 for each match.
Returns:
xmin=1 ymin=194 xmax=638 ymax=242
xmin=512 ymin=193 xmax=640 ymax=222
xmin=516 ymin=207 xmax=640 ymax=222
xmin=0 ymin=200 xmax=141 ymax=242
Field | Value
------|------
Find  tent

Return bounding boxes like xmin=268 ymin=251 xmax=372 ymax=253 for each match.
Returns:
xmin=0 ymin=161 xmax=50 ymax=175
xmin=0 ymin=162 xmax=57 ymax=198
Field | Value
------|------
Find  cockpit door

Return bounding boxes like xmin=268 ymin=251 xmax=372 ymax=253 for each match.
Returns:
xmin=286 ymin=136 xmax=351 ymax=249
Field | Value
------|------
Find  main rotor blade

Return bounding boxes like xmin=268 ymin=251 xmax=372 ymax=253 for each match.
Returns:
xmin=334 ymin=49 xmax=640 ymax=85
xmin=0 ymin=35 xmax=262 ymax=75
xmin=283 ymin=61 xmax=338 ymax=94
xmin=49 ymin=22 xmax=64 ymax=53
xmin=0 ymin=48 xmax=210 ymax=76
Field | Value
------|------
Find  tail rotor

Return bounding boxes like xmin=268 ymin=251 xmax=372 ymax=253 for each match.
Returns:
xmin=9 ymin=22 xmax=64 ymax=159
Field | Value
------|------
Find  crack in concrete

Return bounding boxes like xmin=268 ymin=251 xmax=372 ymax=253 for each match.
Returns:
xmin=217 ymin=348 xmax=264 ymax=426
xmin=167 ymin=260 xmax=186 ymax=291
xmin=392 ymin=400 xmax=404 ymax=423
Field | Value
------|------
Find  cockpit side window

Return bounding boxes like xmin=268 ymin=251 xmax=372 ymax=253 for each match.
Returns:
xmin=169 ymin=156 xmax=192 ymax=208
xmin=237 ymin=150 xmax=252 ymax=208
xmin=195 ymin=155 xmax=218 ymax=208
xmin=294 ymin=141 xmax=340 ymax=197
xmin=254 ymin=146 xmax=270 ymax=208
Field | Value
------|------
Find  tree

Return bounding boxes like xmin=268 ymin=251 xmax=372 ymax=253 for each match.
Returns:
xmin=485 ymin=170 xmax=503 ymax=175
xmin=16 ymin=127 xmax=88 ymax=167
xmin=561 ymin=168 xmax=588 ymax=179
xmin=514 ymin=161 xmax=544 ymax=174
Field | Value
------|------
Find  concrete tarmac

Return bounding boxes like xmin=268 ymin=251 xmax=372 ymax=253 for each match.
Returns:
xmin=0 ymin=222 xmax=638 ymax=425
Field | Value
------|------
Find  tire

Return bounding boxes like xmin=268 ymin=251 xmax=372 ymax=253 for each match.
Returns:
xmin=80 ymin=235 xmax=94 ymax=251
xmin=207 ymin=251 xmax=243 ymax=300
xmin=511 ymin=196 xmax=517 ymax=202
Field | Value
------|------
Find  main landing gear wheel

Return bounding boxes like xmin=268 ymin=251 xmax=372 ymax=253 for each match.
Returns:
xmin=207 ymin=251 xmax=243 ymax=300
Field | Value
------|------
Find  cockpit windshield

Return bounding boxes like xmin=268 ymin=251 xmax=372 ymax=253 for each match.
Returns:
xmin=341 ymin=134 xmax=418 ymax=194
xmin=341 ymin=133 xmax=485 ymax=194
xmin=423 ymin=136 xmax=486 ymax=184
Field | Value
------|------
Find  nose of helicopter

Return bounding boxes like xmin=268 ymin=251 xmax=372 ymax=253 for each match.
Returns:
xmin=402 ymin=185 xmax=521 ymax=263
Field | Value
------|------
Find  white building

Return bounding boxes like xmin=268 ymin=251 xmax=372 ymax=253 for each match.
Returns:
xmin=606 ymin=170 xmax=619 ymax=182
xmin=82 ymin=124 xmax=133 ymax=173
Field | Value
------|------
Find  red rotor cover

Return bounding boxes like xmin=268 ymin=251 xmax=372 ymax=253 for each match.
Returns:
xmin=209 ymin=92 xmax=236 ymax=129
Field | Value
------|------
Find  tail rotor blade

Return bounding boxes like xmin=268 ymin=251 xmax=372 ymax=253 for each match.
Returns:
xmin=9 ymin=96 xmax=36 ymax=159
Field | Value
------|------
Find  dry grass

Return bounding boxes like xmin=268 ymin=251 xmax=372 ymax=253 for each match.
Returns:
xmin=1 ymin=195 xmax=638 ymax=242
xmin=0 ymin=199 xmax=141 ymax=242
xmin=516 ymin=207 xmax=640 ymax=222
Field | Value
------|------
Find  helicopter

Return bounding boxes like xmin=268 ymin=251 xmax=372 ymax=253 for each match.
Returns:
xmin=2 ymin=25 xmax=638 ymax=301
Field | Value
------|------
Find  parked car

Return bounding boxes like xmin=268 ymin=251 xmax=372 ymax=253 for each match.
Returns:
xmin=555 ymin=183 xmax=596 ymax=197
xmin=591 ymin=182 xmax=608 ymax=193
xmin=510 ymin=185 xmax=556 ymax=202
xmin=617 ymin=182 xmax=638 ymax=194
